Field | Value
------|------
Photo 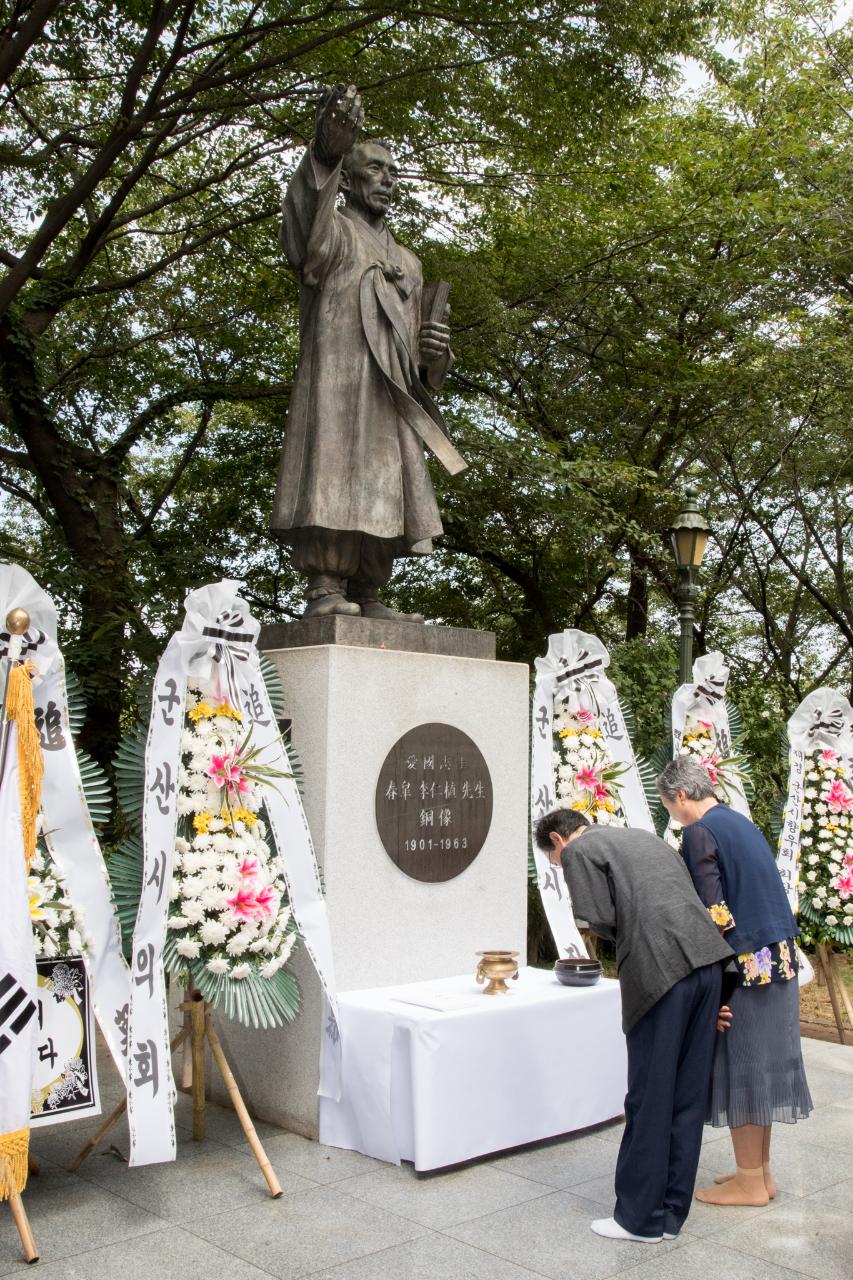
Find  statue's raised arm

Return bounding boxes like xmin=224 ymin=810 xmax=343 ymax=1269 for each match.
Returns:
xmin=271 ymin=84 xmax=466 ymax=623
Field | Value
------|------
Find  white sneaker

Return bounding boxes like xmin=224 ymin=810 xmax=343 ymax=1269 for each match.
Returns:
xmin=663 ymin=1232 xmax=678 ymax=1240
xmin=590 ymin=1217 xmax=661 ymax=1243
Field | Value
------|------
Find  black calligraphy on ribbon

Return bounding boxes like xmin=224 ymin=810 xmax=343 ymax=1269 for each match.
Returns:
xmin=0 ymin=626 xmax=46 ymax=662
xmin=554 ymin=649 xmax=605 ymax=716
xmin=201 ymin=608 xmax=254 ymax=713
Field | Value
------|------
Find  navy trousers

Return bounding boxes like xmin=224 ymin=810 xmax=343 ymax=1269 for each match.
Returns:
xmin=613 ymin=962 xmax=721 ymax=1239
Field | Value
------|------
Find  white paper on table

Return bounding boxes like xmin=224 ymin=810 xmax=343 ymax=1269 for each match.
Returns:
xmin=389 ymin=992 xmax=484 ymax=1013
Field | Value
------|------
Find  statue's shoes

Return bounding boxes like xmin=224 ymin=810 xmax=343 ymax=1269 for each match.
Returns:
xmin=354 ymin=600 xmax=425 ymax=623
xmin=303 ymin=594 xmax=361 ymax=618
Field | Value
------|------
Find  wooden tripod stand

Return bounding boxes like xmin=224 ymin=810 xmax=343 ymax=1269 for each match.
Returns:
xmin=814 ymin=943 xmax=853 ymax=1046
xmin=2 ymin=1158 xmax=38 ymax=1265
xmin=70 ymin=990 xmax=282 ymax=1197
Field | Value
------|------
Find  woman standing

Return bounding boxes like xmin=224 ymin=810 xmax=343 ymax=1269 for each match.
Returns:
xmin=657 ymin=757 xmax=812 ymax=1206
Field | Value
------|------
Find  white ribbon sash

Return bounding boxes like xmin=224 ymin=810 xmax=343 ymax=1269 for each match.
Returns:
xmin=531 ymin=630 xmax=653 ymax=959
xmin=0 ymin=565 xmax=131 ymax=1085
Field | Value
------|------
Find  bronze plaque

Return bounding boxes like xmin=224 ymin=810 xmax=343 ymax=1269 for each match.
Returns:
xmin=375 ymin=723 xmax=493 ymax=882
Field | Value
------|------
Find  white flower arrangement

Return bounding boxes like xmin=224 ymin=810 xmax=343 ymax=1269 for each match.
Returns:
xmin=798 ymin=746 xmax=853 ymax=945
xmin=164 ymin=685 xmax=298 ymax=984
xmin=27 ymin=838 xmax=85 ymax=960
xmin=552 ymin=704 xmax=627 ymax=827
xmin=676 ymin=714 xmax=748 ymax=805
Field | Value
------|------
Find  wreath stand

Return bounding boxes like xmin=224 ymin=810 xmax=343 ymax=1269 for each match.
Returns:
xmin=2 ymin=1160 xmax=38 ymax=1265
xmin=69 ymin=990 xmax=282 ymax=1197
xmin=814 ymin=943 xmax=853 ymax=1046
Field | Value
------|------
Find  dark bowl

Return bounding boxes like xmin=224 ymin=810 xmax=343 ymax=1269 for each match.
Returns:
xmin=555 ymin=958 xmax=601 ymax=971
xmin=554 ymin=967 xmax=602 ymax=987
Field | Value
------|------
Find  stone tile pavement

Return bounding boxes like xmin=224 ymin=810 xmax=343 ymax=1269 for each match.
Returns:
xmin=2 ymin=1036 xmax=851 ymax=1279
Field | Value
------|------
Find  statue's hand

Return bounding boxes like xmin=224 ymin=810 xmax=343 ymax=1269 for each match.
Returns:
xmin=419 ymin=320 xmax=451 ymax=364
xmin=314 ymin=83 xmax=363 ymax=166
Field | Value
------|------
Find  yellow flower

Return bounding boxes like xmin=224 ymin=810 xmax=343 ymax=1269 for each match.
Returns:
xmin=587 ymin=728 xmax=603 ymax=739
xmin=215 ymin=702 xmax=243 ymax=721
xmin=188 ymin=701 xmax=215 ymax=722
xmin=193 ymin=811 xmax=213 ymax=834
xmin=558 ymin=728 xmax=578 ymax=738
xmin=571 ymin=799 xmax=587 ymax=812
xmin=27 ymin=878 xmax=46 ymax=921
xmin=230 ymin=807 xmax=257 ymax=828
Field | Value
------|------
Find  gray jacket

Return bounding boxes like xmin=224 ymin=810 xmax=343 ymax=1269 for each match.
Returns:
xmin=562 ymin=826 xmax=732 ymax=1033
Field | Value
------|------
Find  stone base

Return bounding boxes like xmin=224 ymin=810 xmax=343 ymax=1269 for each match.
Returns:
xmin=210 ymin=637 xmax=528 ymax=1138
xmin=260 ymin=615 xmax=495 ymax=660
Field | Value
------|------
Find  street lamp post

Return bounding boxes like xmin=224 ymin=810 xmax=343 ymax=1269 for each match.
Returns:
xmin=669 ymin=488 xmax=710 ymax=686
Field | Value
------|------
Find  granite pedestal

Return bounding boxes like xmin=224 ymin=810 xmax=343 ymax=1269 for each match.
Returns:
xmin=209 ymin=620 xmax=529 ymax=1138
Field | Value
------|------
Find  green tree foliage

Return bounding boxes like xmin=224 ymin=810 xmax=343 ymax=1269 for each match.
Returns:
xmin=0 ymin=0 xmax=715 ymax=764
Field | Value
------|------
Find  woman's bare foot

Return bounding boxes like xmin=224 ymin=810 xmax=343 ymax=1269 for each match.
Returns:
xmin=713 ymin=1164 xmax=776 ymax=1199
xmin=696 ymin=1166 xmax=769 ymax=1206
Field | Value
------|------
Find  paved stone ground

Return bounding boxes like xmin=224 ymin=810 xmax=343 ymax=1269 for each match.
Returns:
xmin=3 ymin=1036 xmax=851 ymax=1279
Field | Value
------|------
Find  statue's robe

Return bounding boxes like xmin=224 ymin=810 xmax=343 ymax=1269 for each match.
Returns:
xmin=272 ymin=147 xmax=465 ymax=555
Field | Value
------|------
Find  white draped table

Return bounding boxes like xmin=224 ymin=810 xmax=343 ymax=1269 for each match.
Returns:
xmin=319 ymin=966 xmax=627 ymax=1170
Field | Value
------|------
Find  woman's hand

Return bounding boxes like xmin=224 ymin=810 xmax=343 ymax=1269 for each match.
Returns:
xmin=716 ymin=1005 xmax=733 ymax=1033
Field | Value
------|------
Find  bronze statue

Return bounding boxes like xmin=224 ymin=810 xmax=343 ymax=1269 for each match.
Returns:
xmin=271 ymin=84 xmax=467 ymax=621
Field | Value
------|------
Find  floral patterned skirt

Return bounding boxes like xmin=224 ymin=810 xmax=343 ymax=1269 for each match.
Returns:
xmin=707 ymin=978 xmax=813 ymax=1127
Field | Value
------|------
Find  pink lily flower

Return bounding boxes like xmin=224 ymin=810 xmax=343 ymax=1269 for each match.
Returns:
xmin=827 ymin=780 xmax=853 ymax=814
xmin=700 ymin=754 xmax=721 ymax=786
xmin=821 ymin=748 xmax=839 ymax=764
xmin=832 ymin=870 xmax=853 ymax=900
xmin=226 ymin=887 xmax=260 ymax=920
xmin=254 ymin=886 xmax=277 ymax=916
xmin=207 ymin=752 xmax=245 ymax=789
xmin=593 ymin=784 xmax=611 ymax=804
xmin=576 ymin=708 xmax=595 ymax=724
xmin=238 ymin=856 xmax=259 ymax=879
xmin=575 ymin=767 xmax=600 ymax=791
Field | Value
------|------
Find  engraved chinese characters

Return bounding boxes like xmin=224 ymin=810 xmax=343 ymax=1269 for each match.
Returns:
xmin=375 ymin=723 xmax=493 ymax=882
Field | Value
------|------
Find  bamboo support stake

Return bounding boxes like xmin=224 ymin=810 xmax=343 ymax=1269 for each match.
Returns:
xmin=180 ymin=985 xmax=193 ymax=1090
xmin=204 ymin=1008 xmax=282 ymax=1198
xmin=1 ymin=1159 xmax=38 ymax=1264
xmin=816 ymin=943 xmax=849 ymax=1045
xmin=68 ymin=1025 xmax=189 ymax=1172
xmin=190 ymin=992 xmax=207 ymax=1142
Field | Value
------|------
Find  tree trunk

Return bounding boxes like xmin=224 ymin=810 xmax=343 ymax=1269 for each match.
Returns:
xmin=0 ymin=318 xmax=133 ymax=769
xmin=625 ymin=552 xmax=648 ymax=640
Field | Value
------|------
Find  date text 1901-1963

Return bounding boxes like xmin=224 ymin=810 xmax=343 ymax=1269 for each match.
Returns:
xmin=375 ymin=723 xmax=493 ymax=882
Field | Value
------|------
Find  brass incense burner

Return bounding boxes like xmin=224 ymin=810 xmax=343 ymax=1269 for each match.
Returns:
xmin=475 ymin=950 xmax=520 ymax=995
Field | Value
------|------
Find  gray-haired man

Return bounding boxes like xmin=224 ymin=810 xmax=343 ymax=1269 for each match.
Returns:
xmin=534 ymin=808 xmax=733 ymax=1243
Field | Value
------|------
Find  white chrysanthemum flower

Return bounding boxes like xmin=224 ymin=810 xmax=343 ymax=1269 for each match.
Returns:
xmin=176 ymin=938 xmax=201 ymax=959
xmin=226 ymin=934 xmax=249 ymax=956
xmin=169 ymin=880 xmax=182 ymax=901
xmin=807 ymin=854 xmax=819 ymax=866
xmin=181 ymin=901 xmax=206 ymax=924
xmin=181 ymin=850 xmax=205 ymax=875
xmin=826 ymin=914 xmax=838 ymax=926
xmin=806 ymin=871 xmax=818 ymax=882
xmin=181 ymin=874 xmax=206 ymax=899
xmin=800 ymin=836 xmax=813 ymax=847
xmin=231 ymin=963 xmax=251 ymax=979
xmin=176 ymin=793 xmax=196 ymax=816
xmin=68 ymin=928 xmax=83 ymax=953
xmin=260 ymin=957 xmax=283 ymax=978
xmin=200 ymin=919 xmax=230 ymax=946
xmin=200 ymin=887 xmax=229 ymax=911
xmin=206 ymin=957 xmax=229 ymax=975
xmin=167 ymin=915 xmax=191 ymax=929
xmin=828 ymin=895 xmax=841 ymax=909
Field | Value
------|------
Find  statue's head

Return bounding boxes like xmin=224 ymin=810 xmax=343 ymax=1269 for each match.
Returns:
xmin=340 ymin=140 xmax=398 ymax=218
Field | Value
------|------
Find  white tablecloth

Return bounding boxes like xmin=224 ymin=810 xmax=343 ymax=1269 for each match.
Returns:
xmin=319 ymin=966 xmax=627 ymax=1170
